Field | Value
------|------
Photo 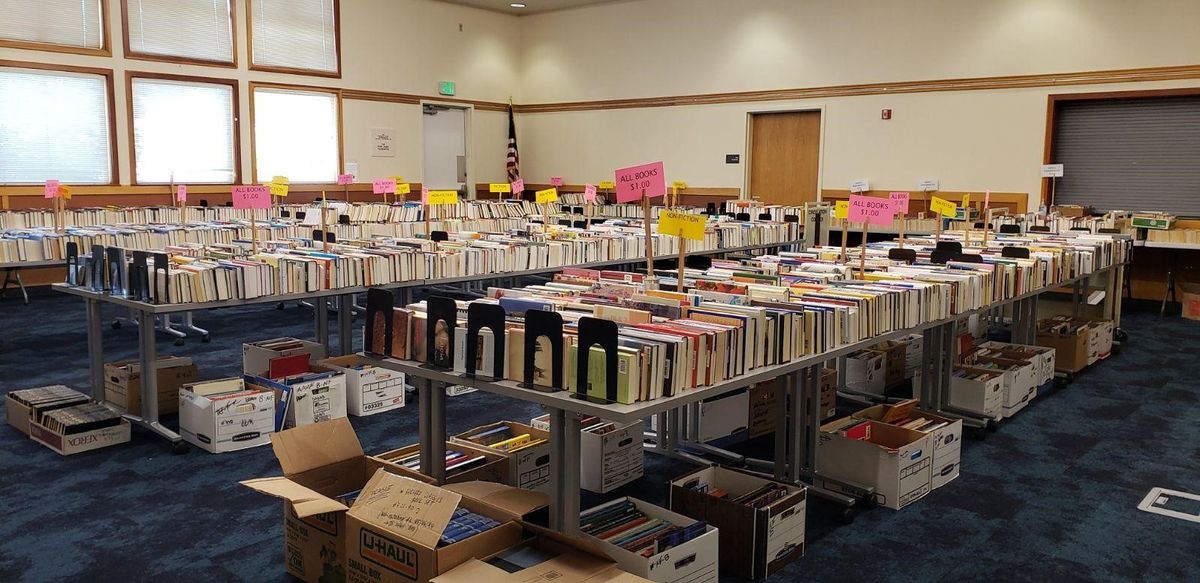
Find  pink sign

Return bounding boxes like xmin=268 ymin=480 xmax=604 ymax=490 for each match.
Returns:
xmin=176 ymin=184 xmax=188 ymax=203
xmin=232 ymin=185 xmax=272 ymax=209
xmin=44 ymin=180 xmax=60 ymax=199
xmin=337 ymin=173 xmax=355 ymax=185
xmin=583 ymin=184 xmax=598 ymax=203
xmin=848 ymin=194 xmax=895 ymax=226
xmin=372 ymin=178 xmax=397 ymax=194
xmin=614 ymin=161 xmax=666 ymax=203
xmin=888 ymin=191 xmax=910 ymax=213
xmin=550 ymin=176 xmax=564 ymax=187
xmin=984 ymin=190 xmax=991 ymax=208
xmin=421 ymin=187 xmax=429 ymax=204
xmin=510 ymin=178 xmax=524 ymax=194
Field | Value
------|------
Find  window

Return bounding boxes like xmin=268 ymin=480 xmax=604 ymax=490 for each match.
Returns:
xmin=249 ymin=0 xmax=339 ymax=76
xmin=123 ymin=0 xmax=235 ymax=65
xmin=0 ymin=0 xmax=108 ymax=55
xmin=0 ymin=67 xmax=114 ymax=184
xmin=131 ymin=76 xmax=238 ymax=184
xmin=252 ymin=86 xmax=339 ymax=183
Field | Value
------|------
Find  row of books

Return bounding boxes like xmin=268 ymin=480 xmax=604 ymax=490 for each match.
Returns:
xmin=681 ymin=477 xmax=791 ymax=509
xmin=384 ymin=448 xmax=491 ymax=475
xmin=579 ymin=499 xmax=708 ymax=558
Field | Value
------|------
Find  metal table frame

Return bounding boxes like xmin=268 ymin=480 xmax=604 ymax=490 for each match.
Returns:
xmin=1 ymin=259 xmax=66 ymax=305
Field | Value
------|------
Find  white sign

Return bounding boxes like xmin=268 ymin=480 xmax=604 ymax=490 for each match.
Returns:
xmin=1138 ymin=488 xmax=1200 ymax=523
xmin=849 ymin=179 xmax=870 ymax=193
xmin=371 ymin=127 xmax=396 ymax=158
xmin=345 ymin=161 xmax=360 ymax=178
xmin=918 ymin=179 xmax=939 ymax=192
xmin=1040 ymin=164 xmax=1064 ymax=178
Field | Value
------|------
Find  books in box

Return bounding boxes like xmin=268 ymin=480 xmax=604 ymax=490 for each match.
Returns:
xmin=816 ymin=419 xmax=932 ymax=510
xmin=179 ymin=377 xmax=274 ymax=453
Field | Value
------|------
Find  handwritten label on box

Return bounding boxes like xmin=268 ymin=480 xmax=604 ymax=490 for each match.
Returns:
xmin=848 ymin=195 xmax=894 ymax=225
xmin=614 ymin=161 xmax=665 ymax=203
xmin=535 ymin=187 xmax=558 ymax=204
xmin=373 ymin=179 xmax=397 ymax=194
xmin=233 ymin=185 xmax=272 ymax=209
xmin=659 ymin=210 xmax=706 ymax=240
xmin=889 ymin=191 xmax=910 ymax=213
xmin=930 ymin=196 xmax=957 ymax=217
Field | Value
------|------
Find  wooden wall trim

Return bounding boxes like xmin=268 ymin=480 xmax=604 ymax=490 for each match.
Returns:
xmin=247 ymin=81 xmax=346 ymax=184
xmin=245 ymin=0 xmax=343 ymax=79
xmin=821 ymin=189 xmax=1028 ymax=215
xmin=514 ymin=64 xmax=1200 ymax=114
xmin=119 ymin=0 xmax=238 ymax=69
xmin=0 ymin=0 xmax=112 ymax=58
xmin=342 ymin=89 xmax=509 ymax=112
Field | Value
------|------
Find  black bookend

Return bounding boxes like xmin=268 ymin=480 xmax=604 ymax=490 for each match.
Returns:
xmin=523 ymin=309 xmax=564 ymax=392
xmin=280 ymin=210 xmax=291 ymax=218
xmin=572 ymin=207 xmax=583 ymax=214
xmin=152 ymin=253 xmax=170 ymax=304
xmin=223 ymin=202 xmax=232 ymax=207
xmin=425 ymin=296 xmax=457 ymax=369
xmin=325 ymin=232 xmax=336 ymax=243
xmin=338 ymin=214 xmax=351 ymax=225
xmin=364 ymin=288 xmax=394 ymax=357
xmin=736 ymin=212 xmax=751 ymax=221
xmin=465 ymin=303 xmax=506 ymax=380
xmin=784 ymin=214 xmax=799 ymax=223
xmin=558 ymin=220 xmax=571 ymax=226
xmin=686 ymin=255 xmax=713 ymax=270
xmin=719 ymin=202 xmax=728 ymax=214
xmin=530 ymin=219 xmax=544 ymax=224
xmin=560 ymin=205 xmax=571 ymax=213
xmin=431 ymin=231 xmax=449 ymax=243
xmin=575 ymin=317 xmax=619 ymax=404
xmin=199 ymin=199 xmax=209 ymax=207
xmin=759 ymin=213 xmax=772 ymax=221
xmin=312 ymin=229 xmax=323 ymax=242
xmin=105 ymin=247 xmax=125 ymax=296
xmin=573 ymin=221 xmax=586 ymax=229
xmin=131 ymin=251 xmax=149 ymax=301
xmin=589 ymin=219 xmax=604 ymax=225
xmin=706 ymin=203 xmax=717 ymax=215
xmin=65 ymin=242 xmax=79 ymax=286
xmin=296 ymin=211 xmax=307 ymax=220
xmin=89 ymin=244 xmax=106 ymax=292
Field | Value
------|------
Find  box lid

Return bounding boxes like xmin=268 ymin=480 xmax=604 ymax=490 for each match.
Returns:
xmin=271 ymin=417 xmax=364 ymax=476
xmin=239 ymin=476 xmax=348 ymax=517
xmin=347 ymin=468 xmax=462 ymax=549
xmin=443 ymin=481 xmax=548 ymax=517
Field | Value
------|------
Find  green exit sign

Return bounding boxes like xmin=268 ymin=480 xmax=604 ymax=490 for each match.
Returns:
xmin=439 ymin=81 xmax=456 ymax=96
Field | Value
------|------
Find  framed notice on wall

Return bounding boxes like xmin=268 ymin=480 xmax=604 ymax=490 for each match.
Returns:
xmin=371 ymin=128 xmax=395 ymax=158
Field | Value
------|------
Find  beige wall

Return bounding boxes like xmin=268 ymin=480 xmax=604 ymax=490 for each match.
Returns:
xmin=515 ymin=0 xmax=1200 ymax=208
xmin=0 ymin=0 xmax=521 ymax=186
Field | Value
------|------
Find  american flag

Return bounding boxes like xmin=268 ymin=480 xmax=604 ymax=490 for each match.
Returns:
xmin=506 ymin=105 xmax=521 ymax=183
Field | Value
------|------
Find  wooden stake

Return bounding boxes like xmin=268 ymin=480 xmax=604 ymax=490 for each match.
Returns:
xmin=643 ymin=190 xmax=654 ymax=278
xmin=984 ymin=208 xmax=994 ymax=246
xmin=251 ymin=210 xmax=259 ymax=254
xmin=859 ymin=221 xmax=868 ymax=279
xmin=898 ymin=210 xmax=906 ymax=249
xmin=840 ymin=218 xmax=849 ymax=262
xmin=677 ymin=236 xmax=686 ymax=292
xmin=936 ymin=213 xmax=943 ymax=243
xmin=321 ymin=191 xmax=329 ymax=252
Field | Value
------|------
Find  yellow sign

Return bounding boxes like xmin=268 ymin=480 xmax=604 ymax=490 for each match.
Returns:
xmin=427 ymin=190 xmax=459 ymax=205
xmin=598 ymin=180 xmax=616 ymax=189
xmin=535 ymin=187 xmax=559 ymax=204
xmin=671 ymin=180 xmax=687 ymax=190
xmin=834 ymin=200 xmax=849 ymax=219
xmin=391 ymin=175 xmax=404 ymax=183
xmin=271 ymin=176 xmax=289 ymax=185
xmin=489 ymin=183 xmax=512 ymax=193
xmin=930 ymin=196 xmax=958 ymax=218
xmin=397 ymin=183 xmax=412 ymax=195
xmin=658 ymin=210 xmax=706 ymax=241
xmin=58 ymin=185 xmax=73 ymax=200
xmin=962 ymin=194 xmax=970 ymax=207
xmin=268 ymin=182 xmax=289 ymax=197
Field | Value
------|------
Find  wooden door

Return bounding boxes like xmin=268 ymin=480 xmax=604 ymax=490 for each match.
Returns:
xmin=749 ymin=111 xmax=821 ymax=205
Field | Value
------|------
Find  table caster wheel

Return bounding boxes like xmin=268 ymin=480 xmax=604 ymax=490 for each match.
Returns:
xmin=171 ymin=441 xmax=189 ymax=455
xmin=987 ymin=420 xmax=999 ymax=433
xmin=173 ymin=338 xmax=185 ymax=346
xmin=276 ymin=302 xmax=285 ymax=310
xmin=111 ymin=321 xmax=121 ymax=330
xmin=201 ymin=334 xmax=211 ymax=343
xmin=1114 ymin=328 xmax=1128 ymax=343
xmin=840 ymin=507 xmax=858 ymax=524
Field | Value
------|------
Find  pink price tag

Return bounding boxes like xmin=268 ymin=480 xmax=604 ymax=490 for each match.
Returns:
xmin=44 ymin=180 xmax=60 ymax=199
xmin=337 ymin=174 xmax=355 ymax=185
xmin=176 ymin=184 xmax=188 ymax=203
xmin=614 ymin=161 xmax=666 ymax=203
xmin=510 ymin=178 xmax=524 ymax=193
xmin=421 ymin=187 xmax=429 ymax=204
xmin=550 ymin=176 xmax=564 ymax=187
xmin=372 ymin=178 xmax=397 ymax=194
xmin=848 ymin=194 xmax=895 ymax=226
xmin=888 ymin=191 xmax=910 ymax=213
xmin=583 ymin=184 xmax=598 ymax=202
xmin=232 ymin=185 xmax=272 ymax=209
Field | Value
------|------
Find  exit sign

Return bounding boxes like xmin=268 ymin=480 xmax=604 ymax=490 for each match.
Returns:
xmin=439 ymin=81 xmax=456 ymax=96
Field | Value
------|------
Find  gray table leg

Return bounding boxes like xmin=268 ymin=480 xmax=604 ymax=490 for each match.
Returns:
xmin=773 ymin=374 xmax=789 ymax=480
xmin=86 ymin=298 xmax=105 ymax=401
xmin=419 ymin=380 xmax=432 ymax=475
xmin=548 ymin=407 xmax=581 ymax=534
xmin=132 ymin=310 xmax=181 ymax=443
xmin=314 ymin=297 xmax=331 ymax=354
xmin=338 ymin=294 xmax=354 ymax=356
xmin=788 ymin=371 xmax=803 ymax=482
xmin=419 ymin=380 xmax=448 ymax=483
xmin=806 ymin=365 xmax=822 ymax=472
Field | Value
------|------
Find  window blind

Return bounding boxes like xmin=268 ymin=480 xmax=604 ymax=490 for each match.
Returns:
xmin=0 ymin=0 xmax=104 ymax=50
xmin=1052 ymin=96 xmax=1200 ymax=217
xmin=132 ymin=78 xmax=236 ymax=184
xmin=253 ymin=87 xmax=338 ymax=183
xmin=126 ymin=0 xmax=234 ymax=63
xmin=0 ymin=68 xmax=112 ymax=184
xmin=250 ymin=0 xmax=338 ymax=73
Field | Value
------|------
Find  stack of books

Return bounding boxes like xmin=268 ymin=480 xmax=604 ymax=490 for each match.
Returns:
xmin=579 ymin=499 xmax=708 ymax=557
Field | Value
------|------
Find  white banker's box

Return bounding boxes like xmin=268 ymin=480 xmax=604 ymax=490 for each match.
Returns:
xmin=179 ymin=378 xmax=275 ymax=453
xmin=947 ymin=367 xmax=1005 ymax=420
xmin=844 ymin=350 xmax=886 ymax=395
xmin=242 ymin=337 xmax=326 ymax=377
xmin=582 ymin=497 xmax=719 ymax=583
xmin=851 ymin=400 xmax=963 ymax=490
xmin=248 ymin=371 xmax=347 ymax=428
xmin=315 ymin=355 xmax=406 ymax=416
xmin=531 ymin=414 xmax=644 ymax=493
xmin=816 ymin=420 xmax=932 ymax=509
xmin=970 ymin=356 xmax=1037 ymax=418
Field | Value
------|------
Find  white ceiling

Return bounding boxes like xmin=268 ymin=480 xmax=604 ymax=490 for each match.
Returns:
xmin=433 ymin=0 xmax=620 ymax=16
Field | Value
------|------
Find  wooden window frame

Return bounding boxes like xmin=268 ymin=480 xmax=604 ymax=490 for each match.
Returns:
xmin=0 ymin=60 xmax=120 ymax=186
xmin=1041 ymin=87 xmax=1200 ymax=207
xmin=126 ymin=71 xmax=243 ymax=186
xmin=119 ymin=0 xmax=238 ymax=69
xmin=0 ymin=0 xmax=112 ymax=57
xmin=245 ymin=0 xmax=342 ymax=79
xmin=248 ymin=81 xmax=344 ymax=184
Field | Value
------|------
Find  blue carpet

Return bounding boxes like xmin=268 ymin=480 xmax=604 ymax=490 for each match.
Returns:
xmin=0 ymin=292 xmax=1197 ymax=582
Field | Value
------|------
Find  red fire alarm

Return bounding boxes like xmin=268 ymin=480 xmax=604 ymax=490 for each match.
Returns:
xmin=881 ymin=109 xmax=892 ymax=120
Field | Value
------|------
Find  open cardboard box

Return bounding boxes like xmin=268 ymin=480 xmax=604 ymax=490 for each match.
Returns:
xmin=451 ymin=421 xmax=551 ymax=492
xmin=965 ymin=355 xmax=1037 ymax=418
xmin=103 ymin=356 xmax=197 ymax=416
xmin=816 ymin=420 xmax=932 ymax=510
xmin=375 ymin=441 xmax=510 ymax=485
xmin=240 ymin=418 xmax=434 ymax=583
xmin=947 ymin=367 xmax=1005 ymax=420
xmin=243 ymin=337 xmax=327 ymax=377
xmin=315 ymin=355 xmax=407 ymax=416
xmin=246 ymin=369 xmax=348 ymax=429
xmin=580 ymin=497 xmax=719 ymax=583
xmin=975 ymin=342 xmax=1056 ymax=386
xmin=432 ymin=522 xmax=652 ymax=583
xmin=850 ymin=399 xmax=962 ymax=489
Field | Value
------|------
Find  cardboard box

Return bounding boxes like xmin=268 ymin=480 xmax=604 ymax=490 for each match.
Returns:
xmin=1037 ymin=326 xmax=1089 ymax=373
xmin=242 ymin=419 xmax=434 ymax=583
xmin=432 ymin=523 xmax=653 ymax=583
xmin=947 ymin=367 xmax=1005 ymax=420
xmin=1087 ymin=319 xmax=1114 ymax=362
xmin=966 ymin=356 xmax=1037 ymax=418
xmin=446 ymin=385 xmax=478 ymax=396
xmin=29 ymin=414 xmax=130 ymax=455
xmin=1182 ymin=283 xmax=1200 ymax=321
xmin=375 ymin=441 xmax=510 ymax=485
xmin=902 ymin=334 xmax=924 ymax=378
xmin=179 ymin=378 xmax=275 ymax=453
xmin=871 ymin=341 xmax=908 ymax=389
xmin=248 ymin=370 xmax=348 ymax=429
xmin=441 ymin=480 xmax=550 ymax=525
xmin=816 ymin=420 xmax=932 ymax=510
xmin=345 ymin=470 xmax=526 ymax=583
xmin=851 ymin=400 xmax=963 ymax=489
xmin=843 ymin=350 xmax=885 ymax=395
xmin=243 ymin=337 xmax=327 ymax=377
xmin=316 ymin=355 xmax=407 ymax=416
xmin=749 ymin=369 xmax=837 ymax=439
xmin=452 ymin=421 xmax=552 ymax=492
xmin=669 ymin=466 xmax=806 ymax=580
xmin=103 ymin=356 xmax=198 ymax=416
xmin=976 ymin=342 xmax=1056 ymax=386
xmin=5 ymin=385 xmax=90 ymax=436
xmin=581 ymin=497 xmax=719 ymax=583
xmin=530 ymin=415 xmax=645 ymax=494
xmin=698 ymin=389 xmax=749 ymax=443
